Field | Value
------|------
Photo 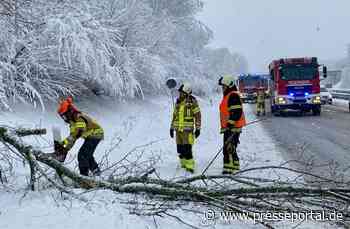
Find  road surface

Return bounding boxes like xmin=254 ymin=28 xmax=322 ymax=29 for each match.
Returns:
xmin=257 ymin=100 xmax=350 ymax=182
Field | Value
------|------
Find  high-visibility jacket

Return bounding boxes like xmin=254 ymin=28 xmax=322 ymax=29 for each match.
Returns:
xmin=171 ymin=95 xmax=201 ymax=132
xmin=62 ymin=113 xmax=104 ymax=150
xmin=257 ymin=93 xmax=265 ymax=103
xmin=220 ymin=91 xmax=246 ymax=132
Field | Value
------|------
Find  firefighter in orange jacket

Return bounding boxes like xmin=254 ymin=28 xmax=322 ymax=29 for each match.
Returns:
xmin=57 ymin=97 xmax=104 ymax=176
xmin=218 ymin=75 xmax=246 ymax=174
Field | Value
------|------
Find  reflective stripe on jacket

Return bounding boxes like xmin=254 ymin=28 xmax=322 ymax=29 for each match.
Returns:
xmin=62 ymin=113 xmax=104 ymax=150
xmin=257 ymin=93 xmax=265 ymax=103
xmin=171 ymin=96 xmax=201 ymax=132
xmin=220 ymin=91 xmax=246 ymax=131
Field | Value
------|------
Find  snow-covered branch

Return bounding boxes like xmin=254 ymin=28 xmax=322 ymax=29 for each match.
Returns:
xmin=0 ymin=0 xmax=247 ymax=109
xmin=0 ymin=126 xmax=349 ymax=228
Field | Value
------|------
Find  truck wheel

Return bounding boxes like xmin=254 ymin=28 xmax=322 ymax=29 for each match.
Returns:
xmin=281 ymin=110 xmax=288 ymax=117
xmin=273 ymin=109 xmax=281 ymax=116
xmin=298 ymin=110 xmax=303 ymax=116
xmin=312 ymin=106 xmax=321 ymax=116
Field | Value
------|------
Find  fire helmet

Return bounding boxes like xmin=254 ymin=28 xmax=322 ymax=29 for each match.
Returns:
xmin=218 ymin=75 xmax=235 ymax=88
xmin=178 ymin=82 xmax=192 ymax=94
xmin=57 ymin=97 xmax=78 ymax=115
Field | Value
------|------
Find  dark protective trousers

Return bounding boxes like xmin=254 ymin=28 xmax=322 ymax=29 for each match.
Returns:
xmin=223 ymin=131 xmax=241 ymax=173
xmin=176 ymin=144 xmax=195 ymax=172
xmin=175 ymin=131 xmax=195 ymax=172
xmin=256 ymin=101 xmax=266 ymax=115
xmin=177 ymin=144 xmax=193 ymax=160
xmin=78 ymin=138 xmax=101 ymax=176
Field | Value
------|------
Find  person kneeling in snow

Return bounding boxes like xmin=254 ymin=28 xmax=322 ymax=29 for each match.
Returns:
xmin=57 ymin=97 xmax=104 ymax=176
xmin=170 ymin=83 xmax=201 ymax=173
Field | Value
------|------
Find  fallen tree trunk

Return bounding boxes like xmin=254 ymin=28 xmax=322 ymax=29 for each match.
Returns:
xmin=1 ymin=127 xmax=350 ymax=228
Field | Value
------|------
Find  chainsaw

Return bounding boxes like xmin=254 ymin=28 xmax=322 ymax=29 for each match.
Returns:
xmin=47 ymin=126 xmax=68 ymax=162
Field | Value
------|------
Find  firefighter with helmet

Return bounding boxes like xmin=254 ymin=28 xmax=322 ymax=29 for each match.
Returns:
xmin=170 ymin=82 xmax=201 ymax=173
xmin=256 ymin=87 xmax=266 ymax=116
xmin=57 ymin=97 xmax=104 ymax=176
xmin=218 ymin=75 xmax=246 ymax=174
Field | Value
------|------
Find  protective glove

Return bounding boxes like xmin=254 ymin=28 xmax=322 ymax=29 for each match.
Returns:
xmin=170 ymin=128 xmax=174 ymax=138
xmin=194 ymin=129 xmax=200 ymax=138
xmin=220 ymin=128 xmax=226 ymax=134
xmin=227 ymin=121 xmax=235 ymax=131
xmin=54 ymin=141 xmax=68 ymax=162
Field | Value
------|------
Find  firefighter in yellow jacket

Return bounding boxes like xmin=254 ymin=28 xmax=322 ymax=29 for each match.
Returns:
xmin=57 ymin=97 xmax=104 ymax=176
xmin=219 ymin=75 xmax=246 ymax=174
xmin=256 ymin=87 xmax=266 ymax=116
xmin=170 ymin=83 xmax=201 ymax=173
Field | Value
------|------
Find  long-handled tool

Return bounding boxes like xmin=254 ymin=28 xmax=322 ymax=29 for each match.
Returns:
xmin=201 ymin=118 xmax=269 ymax=176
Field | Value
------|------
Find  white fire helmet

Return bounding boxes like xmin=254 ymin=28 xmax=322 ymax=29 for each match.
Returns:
xmin=219 ymin=74 xmax=235 ymax=87
xmin=178 ymin=82 xmax=192 ymax=94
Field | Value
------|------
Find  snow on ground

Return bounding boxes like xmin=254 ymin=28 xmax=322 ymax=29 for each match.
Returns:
xmin=333 ymin=98 xmax=350 ymax=108
xmin=334 ymin=66 xmax=350 ymax=89
xmin=0 ymin=95 xmax=319 ymax=229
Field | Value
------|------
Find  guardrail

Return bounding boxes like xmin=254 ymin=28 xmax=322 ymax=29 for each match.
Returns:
xmin=330 ymin=89 xmax=350 ymax=100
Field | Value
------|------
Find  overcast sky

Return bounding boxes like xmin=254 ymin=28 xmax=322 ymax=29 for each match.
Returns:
xmin=197 ymin=0 xmax=350 ymax=73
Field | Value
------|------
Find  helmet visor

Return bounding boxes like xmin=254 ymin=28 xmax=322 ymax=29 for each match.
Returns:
xmin=218 ymin=77 xmax=222 ymax=86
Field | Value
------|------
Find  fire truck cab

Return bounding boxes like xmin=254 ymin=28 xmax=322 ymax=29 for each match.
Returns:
xmin=269 ymin=57 xmax=327 ymax=116
xmin=237 ymin=74 xmax=270 ymax=103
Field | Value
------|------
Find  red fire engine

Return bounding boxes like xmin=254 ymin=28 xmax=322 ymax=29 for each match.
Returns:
xmin=268 ymin=57 xmax=327 ymax=116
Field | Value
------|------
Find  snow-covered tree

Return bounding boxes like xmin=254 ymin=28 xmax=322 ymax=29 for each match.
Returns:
xmin=0 ymin=0 xmax=248 ymax=109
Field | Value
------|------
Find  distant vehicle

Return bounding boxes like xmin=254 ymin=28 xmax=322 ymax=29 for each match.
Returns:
xmin=320 ymin=86 xmax=333 ymax=105
xmin=237 ymin=74 xmax=270 ymax=103
xmin=268 ymin=57 xmax=327 ymax=116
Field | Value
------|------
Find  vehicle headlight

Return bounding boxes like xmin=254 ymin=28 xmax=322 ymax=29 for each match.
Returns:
xmin=277 ymin=97 xmax=286 ymax=104
xmin=312 ymin=96 xmax=321 ymax=104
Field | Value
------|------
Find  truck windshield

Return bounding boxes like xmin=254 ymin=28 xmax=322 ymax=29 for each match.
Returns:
xmin=240 ymin=78 xmax=256 ymax=87
xmin=280 ymin=65 xmax=317 ymax=81
xmin=240 ymin=77 xmax=264 ymax=87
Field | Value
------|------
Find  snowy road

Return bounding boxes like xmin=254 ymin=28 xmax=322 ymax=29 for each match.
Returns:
xmin=261 ymin=100 xmax=350 ymax=181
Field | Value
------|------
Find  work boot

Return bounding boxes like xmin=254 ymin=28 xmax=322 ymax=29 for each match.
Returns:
xmin=92 ymin=167 xmax=102 ymax=176
xmin=222 ymin=169 xmax=239 ymax=175
xmin=185 ymin=167 xmax=194 ymax=173
xmin=184 ymin=159 xmax=195 ymax=173
xmin=222 ymin=166 xmax=234 ymax=175
xmin=222 ymin=170 xmax=232 ymax=175
xmin=79 ymin=167 xmax=89 ymax=176
xmin=180 ymin=158 xmax=186 ymax=168
xmin=232 ymin=160 xmax=240 ymax=171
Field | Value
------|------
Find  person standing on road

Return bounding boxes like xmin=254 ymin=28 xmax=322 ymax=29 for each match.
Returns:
xmin=256 ymin=87 xmax=266 ymax=116
xmin=170 ymin=83 xmax=201 ymax=173
xmin=218 ymin=75 xmax=246 ymax=174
